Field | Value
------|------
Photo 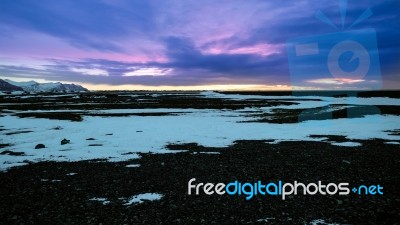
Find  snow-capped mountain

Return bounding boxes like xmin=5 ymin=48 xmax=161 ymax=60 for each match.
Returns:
xmin=1 ymin=79 xmax=88 ymax=93
xmin=0 ymin=79 xmax=24 ymax=91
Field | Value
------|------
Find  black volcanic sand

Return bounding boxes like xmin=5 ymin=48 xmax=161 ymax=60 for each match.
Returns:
xmin=0 ymin=91 xmax=297 ymax=112
xmin=1 ymin=91 xmax=400 ymax=224
xmin=2 ymin=91 xmax=400 ymax=123
xmin=1 ymin=139 xmax=399 ymax=225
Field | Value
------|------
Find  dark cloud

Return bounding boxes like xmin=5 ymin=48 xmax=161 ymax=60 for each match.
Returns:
xmin=0 ymin=0 xmax=156 ymax=52
xmin=0 ymin=0 xmax=398 ymax=89
xmin=163 ymin=37 xmax=285 ymax=75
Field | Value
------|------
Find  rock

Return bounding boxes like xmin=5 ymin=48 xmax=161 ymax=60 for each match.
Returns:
xmin=52 ymin=126 xmax=63 ymax=130
xmin=1 ymin=150 xmax=25 ymax=156
xmin=61 ymin=138 xmax=70 ymax=145
xmin=35 ymin=144 xmax=46 ymax=149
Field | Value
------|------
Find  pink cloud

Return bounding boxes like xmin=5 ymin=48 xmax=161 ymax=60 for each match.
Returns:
xmin=203 ymin=43 xmax=282 ymax=56
xmin=307 ymin=78 xmax=366 ymax=85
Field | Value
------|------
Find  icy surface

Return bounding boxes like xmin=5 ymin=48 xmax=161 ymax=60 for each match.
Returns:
xmin=89 ymin=197 xmax=110 ymax=205
xmin=125 ymin=164 xmax=140 ymax=168
xmin=1 ymin=92 xmax=400 ymax=170
xmin=330 ymin=142 xmax=362 ymax=147
xmin=256 ymin=217 xmax=275 ymax=222
xmin=385 ymin=141 xmax=400 ymax=145
xmin=309 ymin=219 xmax=343 ymax=225
xmin=123 ymin=193 xmax=163 ymax=205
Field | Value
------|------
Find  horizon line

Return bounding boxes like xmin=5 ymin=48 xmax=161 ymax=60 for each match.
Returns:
xmin=2 ymin=77 xmax=398 ymax=92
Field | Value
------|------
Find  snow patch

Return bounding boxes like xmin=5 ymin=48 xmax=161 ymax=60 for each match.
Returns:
xmin=89 ymin=197 xmax=110 ymax=205
xmin=385 ymin=141 xmax=400 ymax=145
xmin=1 ymin=94 xmax=400 ymax=171
xmin=256 ymin=217 xmax=275 ymax=222
xmin=125 ymin=164 xmax=140 ymax=168
xmin=309 ymin=219 xmax=344 ymax=225
xmin=123 ymin=193 xmax=163 ymax=205
xmin=192 ymin=152 xmax=221 ymax=155
xmin=330 ymin=142 xmax=362 ymax=147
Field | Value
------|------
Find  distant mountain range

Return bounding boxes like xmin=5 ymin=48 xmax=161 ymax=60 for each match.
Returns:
xmin=0 ymin=79 xmax=88 ymax=93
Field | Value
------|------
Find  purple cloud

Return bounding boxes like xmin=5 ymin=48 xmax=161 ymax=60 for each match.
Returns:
xmin=0 ymin=0 xmax=399 ymax=89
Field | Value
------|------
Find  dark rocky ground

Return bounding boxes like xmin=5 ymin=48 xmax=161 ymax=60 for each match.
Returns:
xmin=0 ymin=139 xmax=399 ymax=225
xmin=1 ymin=91 xmax=400 ymax=224
xmin=1 ymin=91 xmax=400 ymax=123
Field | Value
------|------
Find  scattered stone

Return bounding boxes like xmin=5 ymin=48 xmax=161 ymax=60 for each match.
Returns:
xmin=0 ymin=143 xmax=11 ymax=149
xmin=5 ymin=130 xmax=33 ymax=135
xmin=0 ymin=150 xmax=25 ymax=156
xmin=86 ymin=138 xmax=96 ymax=140
xmin=35 ymin=144 xmax=46 ymax=149
xmin=88 ymin=144 xmax=103 ymax=147
xmin=106 ymin=133 xmax=113 ymax=136
xmin=61 ymin=138 xmax=70 ymax=145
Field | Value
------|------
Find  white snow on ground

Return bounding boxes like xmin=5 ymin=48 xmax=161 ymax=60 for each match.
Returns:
xmin=89 ymin=197 xmax=110 ymax=205
xmin=12 ymin=108 xmax=195 ymax=114
xmin=123 ymin=193 xmax=163 ymax=205
xmin=309 ymin=219 xmax=345 ymax=225
xmin=385 ymin=141 xmax=400 ymax=145
xmin=201 ymin=91 xmax=400 ymax=103
xmin=94 ymin=108 xmax=195 ymax=114
xmin=201 ymin=91 xmax=400 ymax=109
xmin=192 ymin=152 xmax=221 ymax=155
xmin=41 ymin=179 xmax=62 ymax=182
xmin=330 ymin=142 xmax=362 ymax=147
xmin=125 ymin=164 xmax=140 ymax=168
xmin=1 ymin=92 xmax=400 ymax=171
xmin=256 ymin=217 xmax=275 ymax=222
xmin=1 ymin=111 xmax=400 ymax=170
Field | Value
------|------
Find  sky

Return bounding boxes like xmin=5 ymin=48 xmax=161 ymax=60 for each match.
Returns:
xmin=0 ymin=0 xmax=399 ymax=90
